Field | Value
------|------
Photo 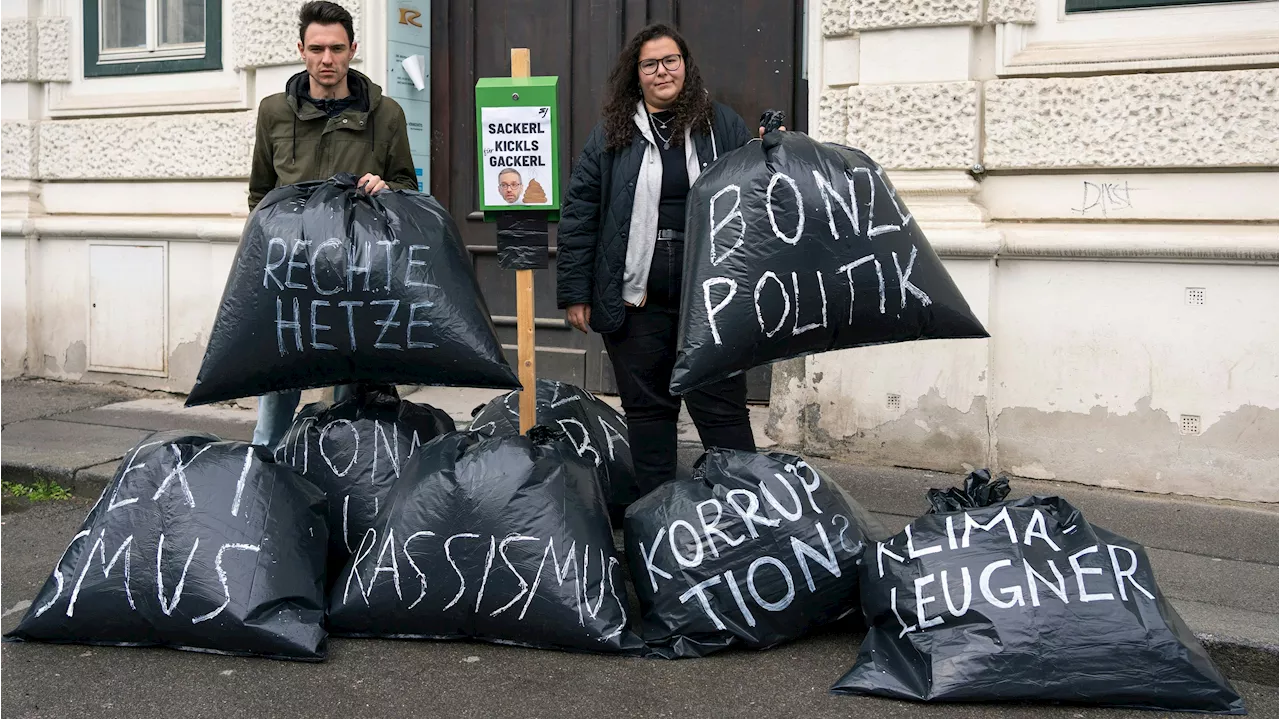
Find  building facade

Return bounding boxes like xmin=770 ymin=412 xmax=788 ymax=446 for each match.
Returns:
xmin=2 ymin=0 xmax=1276 ymax=501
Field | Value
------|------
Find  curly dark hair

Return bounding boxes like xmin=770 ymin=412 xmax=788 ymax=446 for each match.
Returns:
xmin=602 ymin=24 xmax=713 ymax=151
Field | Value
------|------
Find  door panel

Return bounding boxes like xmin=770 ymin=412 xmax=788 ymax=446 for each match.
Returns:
xmin=431 ymin=1 xmax=804 ymax=402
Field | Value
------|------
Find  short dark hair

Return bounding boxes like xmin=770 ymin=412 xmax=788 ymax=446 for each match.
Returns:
xmin=499 ymin=168 xmax=521 ymax=180
xmin=299 ymin=1 xmax=355 ymax=45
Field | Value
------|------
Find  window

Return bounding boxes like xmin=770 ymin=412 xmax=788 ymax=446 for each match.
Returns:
xmin=1067 ymin=0 xmax=1251 ymax=12
xmin=84 ymin=0 xmax=220 ymax=76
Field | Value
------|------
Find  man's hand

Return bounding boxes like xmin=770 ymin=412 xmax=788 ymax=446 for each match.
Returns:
xmin=358 ymin=173 xmax=388 ymax=194
xmin=566 ymin=304 xmax=591 ymax=334
xmin=758 ymin=125 xmax=787 ymax=138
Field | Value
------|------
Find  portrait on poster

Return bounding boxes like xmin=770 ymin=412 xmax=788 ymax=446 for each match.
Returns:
xmin=480 ymin=105 xmax=555 ymax=208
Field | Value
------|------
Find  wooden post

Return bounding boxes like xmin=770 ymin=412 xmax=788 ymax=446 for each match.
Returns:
xmin=511 ymin=47 xmax=537 ymax=435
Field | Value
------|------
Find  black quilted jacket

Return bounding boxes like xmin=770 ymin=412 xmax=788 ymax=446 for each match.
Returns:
xmin=556 ymin=102 xmax=751 ymax=334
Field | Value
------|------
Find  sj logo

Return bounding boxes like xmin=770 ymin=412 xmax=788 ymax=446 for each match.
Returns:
xmin=398 ymin=8 xmax=422 ymax=27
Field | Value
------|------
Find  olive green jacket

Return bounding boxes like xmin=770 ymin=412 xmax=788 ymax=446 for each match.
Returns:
xmin=248 ymin=69 xmax=418 ymax=210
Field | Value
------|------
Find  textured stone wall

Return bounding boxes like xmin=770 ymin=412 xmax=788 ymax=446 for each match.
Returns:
xmin=36 ymin=17 xmax=71 ymax=82
xmin=846 ymin=82 xmax=978 ymax=169
xmin=985 ymin=70 xmax=1280 ymax=169
xmin=37 ymin=113 xmax=256 ymax=180
xmin=986 ymin=0 xmax=1037 ymax=23
xmin=818 ymin=89 xmax=849 ymax=142
xmin=1 ymin=19 xmax=36 ymax=81
xmin=1 ymin=122 xmax=37 ymax=179
xmin=232 ymin=0 xmax=363 ymax=69
xmin=822 ymin=0 xmax=982 ymax=34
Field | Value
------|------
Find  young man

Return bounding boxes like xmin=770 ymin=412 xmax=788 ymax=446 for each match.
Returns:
xmin=246 ymin=0 xmax=417 ymax=447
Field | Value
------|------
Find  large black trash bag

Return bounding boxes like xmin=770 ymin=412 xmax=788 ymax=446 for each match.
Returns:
xmin=275 ymin=383 xmax=455 ymax=583
xmin=831 ymin=490 xmax=1245 ymax=713
xmin=4 ymin=431 xmax=329 ymax=660
xmin=671 ymin=132 xmax=989 ymax=395
xmin=624 ymin=449 xmax=885 ymax=658
xmin=186 ymin=174 xmax=521 ymax=406
xmin=328 ymin=427 xmax=646 ymax=654
xmin=925 ymin=468 xmax=1010 ymax=513
xmin=469 ymin=379 xmax=641 ymax=513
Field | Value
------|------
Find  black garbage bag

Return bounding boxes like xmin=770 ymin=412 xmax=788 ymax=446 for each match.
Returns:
xmin=831 ymin=492 xmax=1245 ymax=713
xmin=624 ymin=449 xmax=885 ymax=658
xmin=4 ymin=432 xmax=329 ymax=660
xmin=327 ymin=427 xmax=645 ymax=654
xmin=186 ymin=174 xmax=521 ymax=406
xmin=275 ymin=383 xmax=455 ymax=583
xmin=671 ymin=132 xmax=989 ymax=395
xmin=925 ymin=468 xmax=1010 ymax=513
xmin=469 ymin=379 xmax=641 ymax=513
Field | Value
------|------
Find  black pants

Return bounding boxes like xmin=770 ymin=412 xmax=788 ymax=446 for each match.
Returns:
xmin=603 ymin=237 xmax=755 ymax=495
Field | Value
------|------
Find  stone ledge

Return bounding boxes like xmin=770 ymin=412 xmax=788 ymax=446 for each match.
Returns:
xmin=823 ymin=0 xmax=982 ymax=34
xmin=1 ymin=122 xmax=37 ymax=180
xmin=37 ymin=112 xmax=256 ymax=180
xmin=985 ymin=70 xmax=1280 ymax=170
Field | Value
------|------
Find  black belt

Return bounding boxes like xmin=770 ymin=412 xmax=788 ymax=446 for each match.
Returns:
xmin=657 ymin=229 xmax=684 ymax=241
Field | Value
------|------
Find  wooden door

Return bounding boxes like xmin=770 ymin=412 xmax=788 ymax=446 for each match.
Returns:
xmin=429 ymin=0 xmax=805 ymax=400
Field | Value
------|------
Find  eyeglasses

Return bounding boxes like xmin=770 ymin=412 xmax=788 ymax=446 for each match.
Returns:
xmin=639 ymin=54 xmax=682 ymax=75
xmin=499 ymin=182 xmax=522 ymax=190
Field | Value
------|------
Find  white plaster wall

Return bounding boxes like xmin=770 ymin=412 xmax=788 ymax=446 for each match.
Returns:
xmin=2 ymin=237 xmax=30 ymax=378
xmin=27 ymin=237 xmax=88 ymax=378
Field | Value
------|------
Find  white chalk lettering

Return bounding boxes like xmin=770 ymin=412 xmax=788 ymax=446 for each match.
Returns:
xmin=766 ymin=173 xmax=805 ymax=244
xmin=793 ymin=462 xmax=823 ymax=514
xmin=1023 ymin=509 xmax=1061 ymax=552
xmin=746 ymin=556 xmax=795 ymax=612
xmin=877 ymin=166 xmax=913 ymax=226
xmin=373 ymin=421 xmax=401 ymax=479
xmin=639 ymin=527 xmax=673 ymax=591
xmin=892 ymin=246 xmax=932 ymax=309
xmin=67 ymin=531 xmax=134 ymax=617
xmin=346 ymin=240 xmax=373 ymax=291
xmin=703 ymin=278 xmax=737 ymax=347
xmin=557 ymin=418 xmax=601 ymax=467
xmin=310 ymin=238 xmax=344 ymax=295
xmin=377 ymin=239 xmax=399 ymax=291
xmin=906 ymin=524 xmax=943 ymax=559
xmin=489 ymin=534 xmax=540 ymax=617
xmin=263 ymin=238 xmax=289 ymax=290
xmin=761 ymin=474 xmax=804 ymax=522
xmin=791 ymin=523 xmax=841 ymax=592
xmin=812 ymin=169 xmax=858 ymax=240
xmin=946 ymin=514 xmax=959 ymax=550
xmin=723 ymin=568 xmax=756 ymax=628
xmin=726 ymin=489 xmax=781 ymax=539
xmin=285 ymin=239 xmax=312 ymax=290
xmin=1070 ymin=545 xmax=1115 ymax=602
xmin=1107 ymin=544 xmax=1155 ymax=601
xmin=406 ymin=302 xmax=436 ymax=349
xmin=191 ymin=543 xmax=261 ymax=624
xmin=581 ymin=547 xmax=608 ymax=619
xmin=709 ymin=184 xmax=745 ymax=266
xmin=343 ymin=528 xmax=378 ymax=605
xmin=978 ymin=559 xmax=1025 ymax=609
xmin=36 ymin=529 xmax=91 ymax=617
xmin=941 ymin=567 xmax=972 ymax=616
xmin=443 ymin=532 xmax=482 ymax=610
xmin=754 ymin=271 xmax=790 ymax=338
xmin=790 ymin=271 xmax=827 ymax=336
xmin=405 ymin=245 xmax=431 ymax=287
xmin=522 ymin=539 xmax=583 ymax=625
xmin=853 ymin=167 xmax=900 ymax=238
xmin=276 ymin=296 xmax=303 ymax=355
xmin=877 ymin=540 xmax=907 ymax=579
xmin=310 ymin=300 xmax=337 ymax=350
xmin=837 ymin=254 xmax=886 ymax=320
xmin=110 ymin=440 xmax=164 ymax=511
xmin=914 ymin=574 xmax=945 ymax=629
xmin=1024 ymin=558 xmax=1069 ymax=607
xmin=156 ymin=533 xmax=199 ymax=616
xmin=372 ymin=528 xmax=404 ymax=601
xmin=696 ymin=499 xmax=746 ymax=557
xmin=668 ymin=520 xmax=705 ymax=568
xmin=597 ymin=417 xmax=628 ymax=461
xmin=319 ymin=420 xmax=359 ymax=477
xmin=231 ymin=446 xmax=253 ymax=517
xmin=891 ymin=585 xmax=917 ymax=638
xmin=152 ymin=444 xmax=210 ymax=508
xmin=473 ymin=535 xmax=498 ymax=612
xmin=338 ymin=300 xmax=363 ymax=351
xmin=962 ymin=508 xmax=1018 ymax=548
xmin=402 ymin=530 xmax=436 ymax=609
xmin=678 ymin=575 xmax=727 ymax=630
xmin=371 ymin=299 xmax=402 ymax=350
xmin=832 ymin=514 xmax=857 ymax=553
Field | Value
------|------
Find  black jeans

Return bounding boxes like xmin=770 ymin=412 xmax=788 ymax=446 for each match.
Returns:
xmin=603 ymin=236 xmax=755 ymax=495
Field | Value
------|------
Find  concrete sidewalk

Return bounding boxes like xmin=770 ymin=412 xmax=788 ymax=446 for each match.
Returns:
xmin=1 ymin=377 xmax=1276 ymax=696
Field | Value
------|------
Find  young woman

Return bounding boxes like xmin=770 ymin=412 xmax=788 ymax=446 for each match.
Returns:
xmin=556 ymin=23 xmax=759 ymax=495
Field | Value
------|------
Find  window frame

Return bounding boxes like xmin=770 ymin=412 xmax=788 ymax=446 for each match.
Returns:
xmin=1067 ymin=0 xmax=1254 ymax=12
xmin=83 ymin=0 xmax=221 ymax=77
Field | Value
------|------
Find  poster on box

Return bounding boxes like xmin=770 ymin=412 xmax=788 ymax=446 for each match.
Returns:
xmin=479 ymin=105 xmax=555 ymax=208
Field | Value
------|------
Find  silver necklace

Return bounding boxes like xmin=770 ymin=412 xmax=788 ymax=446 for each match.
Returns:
xmin=648 ymin=113 xmax=674 ymax=150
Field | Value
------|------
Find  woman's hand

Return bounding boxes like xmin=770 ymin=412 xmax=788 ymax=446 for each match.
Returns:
xmin=566 ymin=304 xmax=592 ymax=334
